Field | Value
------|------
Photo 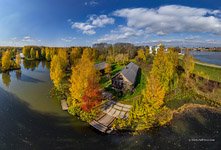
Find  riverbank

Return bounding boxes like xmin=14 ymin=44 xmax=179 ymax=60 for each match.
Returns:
xmin=179 ymin=54 xmax=221 ymax=83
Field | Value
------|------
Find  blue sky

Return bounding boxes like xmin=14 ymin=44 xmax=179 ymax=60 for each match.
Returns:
xmin=0 ymin=0 xmax=221 ymax=47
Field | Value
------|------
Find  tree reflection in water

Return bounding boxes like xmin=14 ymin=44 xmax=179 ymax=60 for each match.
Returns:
xmin=2 ymin=72 xmax=11 ymax=87
xmin=15 ymin=70 xmax=22 ymax=80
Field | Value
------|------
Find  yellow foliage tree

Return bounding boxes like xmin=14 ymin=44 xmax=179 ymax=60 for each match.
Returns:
xmin=69 ymin=50 xmax=99 ymax=106
xmin=30 ymin=48 xmax=35 ymax=59
xmin=50 ymin=55 xmax=64 ymax=90
xmin=15 ymin=53 xmax=21 ymax=68
xmin=137 ymin=49 xmax=146 ymax=61
xmin=183 ymin=49 xmax=195 ymax=80
xmin=70 ymin=47 xmax=81 ymax=65
xmin=143 ymin=75 xmax=166 ymax=110
xmin=45 ymin=47 xmax=51 ymax=61
xmin=145 ymin=47 xmax=150 ymax=57
xmin=36 ymin=50 xmax=40 ymax=59
xmin=58 ymin=48 xmax=68 ymax=69
xmin=2 ymin=50 xmax=11 ymax=71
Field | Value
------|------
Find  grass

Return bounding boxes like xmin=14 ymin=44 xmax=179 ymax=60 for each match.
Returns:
xmin=165 ymin=89 xmax=210 ymax=110
xmin=179 ymin=55 xmax=221 ymax=83
xmin=111 ymin=63 xmax=125 ymax=76
xmin=193 ymin=63 xmax=221 ymax=83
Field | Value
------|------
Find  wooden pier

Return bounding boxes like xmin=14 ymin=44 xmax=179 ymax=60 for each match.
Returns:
xmin=90 ymin=100 xmax=132 ymax=133
xmin=61 ymin=100 xmax=68 ymax=111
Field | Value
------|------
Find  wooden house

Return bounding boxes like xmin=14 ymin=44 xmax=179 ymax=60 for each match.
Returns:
xmin=95 ymin=62 xmax=109 ymax=74
xmin=112 ymin=62 xmax=140 ymax=92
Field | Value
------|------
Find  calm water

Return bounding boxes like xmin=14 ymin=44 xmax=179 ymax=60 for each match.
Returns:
xmin=191 ymin=51 xmax=221 ymax=66
xmin=0 ymin=60 xmax=221 ymax=150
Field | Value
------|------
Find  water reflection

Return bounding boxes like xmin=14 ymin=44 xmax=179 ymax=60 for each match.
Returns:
xmin=23 ymin=60 xmax=50 ymax=71
xmin=15 ymin=70 xmax=22 ymax=80
xmin=2 ymin=72 xmax=11 ymax=87
xmin=45 ymin=61 xmax=50 ymax=70
xmin=23 ymin=60 xmax=41 ymax=71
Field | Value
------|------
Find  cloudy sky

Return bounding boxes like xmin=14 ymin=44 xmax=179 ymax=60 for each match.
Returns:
xmin=0 ymin=0 xmax=221 ymax=47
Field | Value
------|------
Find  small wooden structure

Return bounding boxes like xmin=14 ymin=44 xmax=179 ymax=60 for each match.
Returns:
xmin=112 ymin=62 xmax=140 ymax=92
xmin=95 ymin=62 xmax=109 ymax=74
xmin=90 ymin=100 xmax=132 ymax=133
xmin=61 ymin=100 xmax=68 ymax=111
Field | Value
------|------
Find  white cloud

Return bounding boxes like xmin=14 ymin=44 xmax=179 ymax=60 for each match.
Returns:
xmin=70 ymin=15 xmax=114 ymax=35
xmin=72 ymin=22 xmax=95 ymax=35
xmin=61 ymin=37 xmax=76 ymax=42
xmin=97 ymin=26 xmax=143 ymax=43
xmin=136 ymin=38 xmax=221 ymax=47
xmin=90 ymin=15 xmax=114 ymax=27
xmin=0 ymin=36 xmax=41 ymax=46
xmin=113 ymin=5 xmax=221 ymax=35
xmin=84 ymin=0 xmax=98 ymax=6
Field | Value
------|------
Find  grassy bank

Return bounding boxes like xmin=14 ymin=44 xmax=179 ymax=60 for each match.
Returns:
xmin=193 ymin=63 xmax=221 ymax=83
xmin=179 ymin=55 xmax=221 ymax=83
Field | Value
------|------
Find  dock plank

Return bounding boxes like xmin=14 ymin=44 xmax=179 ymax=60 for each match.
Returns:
xmin=61 ymin=100 xmax=68 ymax=111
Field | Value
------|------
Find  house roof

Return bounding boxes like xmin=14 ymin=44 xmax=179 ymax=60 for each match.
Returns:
xmin=95 ymin=62 xmax=108 ymax=71
xmin=121 ymin=62 xmax=139 ymax=85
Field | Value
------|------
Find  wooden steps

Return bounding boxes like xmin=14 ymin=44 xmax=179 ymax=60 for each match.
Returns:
xmin=90 ymin=100 xmax=132 ymax=134
xmin=90 ymin=114 xmax=115 ymax=133
xmin=61 ymin=100 xmax=68 ymax=111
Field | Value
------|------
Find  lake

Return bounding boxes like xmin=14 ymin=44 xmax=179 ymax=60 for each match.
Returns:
xmin=191 ymin=51 xmax=221 ymax=66
xmin=0 ymin=60 xmax=220 ymax=150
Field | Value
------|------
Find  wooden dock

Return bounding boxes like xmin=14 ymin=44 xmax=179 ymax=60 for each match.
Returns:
xmin=90 ymin=100 xmax=132 ymax=133
xmin=61 ymin=100 xmax=68 ymax=111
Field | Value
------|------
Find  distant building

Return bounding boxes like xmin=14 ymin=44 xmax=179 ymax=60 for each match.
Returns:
xmin=112 ymin=62 xmax=140 ymax=92
xmin=95 ymin=62 xmax=109 ymax=74
xmin=20 ymin=53 xmax=25 ymax=59
xmin=149 ymin=43 xmax=167 ymax=54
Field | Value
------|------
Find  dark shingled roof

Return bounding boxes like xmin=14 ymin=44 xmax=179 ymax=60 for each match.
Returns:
xmin=95 ymin=62 xmax=108 ymax=71
xmin=121 ymin=62 xmax=139 ymax=85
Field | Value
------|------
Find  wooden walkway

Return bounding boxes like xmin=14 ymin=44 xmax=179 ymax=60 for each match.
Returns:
xmin=61 ymin=100 xmax=68 ymax=111
xmin=90 ymin=100 xmax=132 ymax=133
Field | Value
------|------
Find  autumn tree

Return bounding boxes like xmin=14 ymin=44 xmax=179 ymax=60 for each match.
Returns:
xmin=22 ymin=47 xmax=30 ymax=58
xmin=105 ymin=63 xmax=111 ymax=78
xmin=70 ymin=47 xmax=82 ymax=66
xmin=50 ymin=55 xmax=64 ymax=90
xmin=150 ymin=46 xmax=178 ymax=92
xmin=183 ymin=49 xmax=195 ymax=81
xmin=1 ymin=50 xmax=11 ymax=71
xmin=45 ymin=47 xmax=51 ymax=61
xmin=145 ymin=47 xmax=150 ymax=57
xmin=58 ymin=48 xmax=68 ymax=69
xmin=41 ymin=48 xmax=46 ymax=58
xmin=81 ymin=78 xmax=101 ymax=112
xmin=137 ymin=49 xmax=146 ymax=62
xmin=30 ymin=48 xmax=35 ymax=59
xmin=15 ymin=53 xmax=21 ymax=68
xmin=115 ymin=54 xmax=129 ymax=65
xmin=36 ymin=50 xmax=40 ymax=59
xmin=69 ymin=49 xmax=100 ymax=108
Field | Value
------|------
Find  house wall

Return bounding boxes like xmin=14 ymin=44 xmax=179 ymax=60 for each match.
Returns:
xmin=111 ymin=74 xmax=133 ymax=92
